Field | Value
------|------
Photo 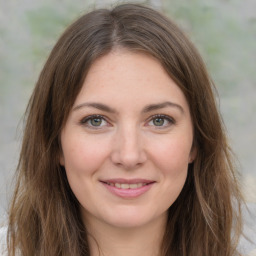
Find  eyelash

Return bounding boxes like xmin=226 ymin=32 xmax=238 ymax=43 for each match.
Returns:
xmin=80 ymin=114 xmax=175 ymax=129
xmin=147 ymin=114 xmax=175 ymax=128
xmin=80 ymin=114 xmax=109 ymax=129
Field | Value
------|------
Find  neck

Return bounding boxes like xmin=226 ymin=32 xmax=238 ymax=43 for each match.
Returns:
xmin=84 ymin=213 xmax=167 ymax=256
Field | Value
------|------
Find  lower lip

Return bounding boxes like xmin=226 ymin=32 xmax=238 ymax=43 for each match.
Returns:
xmin=101 ymin=182 xmax=154 ymax=198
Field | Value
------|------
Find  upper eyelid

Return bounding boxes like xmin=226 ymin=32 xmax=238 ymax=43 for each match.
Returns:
xmin=81 ymin=114 xmax=108 ymax=122
xmin=147 ymin=114 xmax=175 ymax=122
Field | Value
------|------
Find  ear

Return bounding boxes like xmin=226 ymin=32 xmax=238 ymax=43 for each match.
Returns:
xmin=59 ymin=154 xmax=65 ymax=166
xmin=189 ymin=146 xmax=197 ymax=163
xmin=58 ymin=135 xmax=65 ymax=166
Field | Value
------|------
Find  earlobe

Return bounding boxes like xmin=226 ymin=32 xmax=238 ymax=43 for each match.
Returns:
xmin=58 ymin=136 xmax=65 ymax=166
xmin=189 ymin=147 xmax=197 ymax=163
xmin=60 ymin=155 xmax=65 ymax=166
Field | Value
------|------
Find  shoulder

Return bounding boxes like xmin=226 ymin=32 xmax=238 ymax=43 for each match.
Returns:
xmin=239 ymin=203 xmax=256 ymax=256
xmin=247 ymin=249 xmax=256 ymax=256
xmin=0 ymin=226 xmax=7 ymax=256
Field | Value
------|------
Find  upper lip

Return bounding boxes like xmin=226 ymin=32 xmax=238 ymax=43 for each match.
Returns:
xmin=100 ymin=178 xmax=155 ymax=184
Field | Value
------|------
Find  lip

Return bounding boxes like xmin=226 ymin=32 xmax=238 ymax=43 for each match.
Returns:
xmin=100 ymin=178 xmax=155 ymax=199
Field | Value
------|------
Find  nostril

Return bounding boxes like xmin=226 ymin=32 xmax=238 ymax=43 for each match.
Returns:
xmin=110 ymin=149 xmax=147 ymax=169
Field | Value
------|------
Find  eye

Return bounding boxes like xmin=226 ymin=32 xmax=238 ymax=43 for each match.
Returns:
xmin=147 ymin=114 xmax=175 ymax=128
xmin=152 ymin=117 xmax=165 ymax=126
xmin=80 ymin=115 xmax=109 ymax=128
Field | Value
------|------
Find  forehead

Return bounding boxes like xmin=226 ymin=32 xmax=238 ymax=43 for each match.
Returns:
xmin=74 ymin=49 xmax=189 ymax=113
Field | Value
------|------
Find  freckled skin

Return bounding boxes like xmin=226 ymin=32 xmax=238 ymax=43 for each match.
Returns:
xmin=60 ymin=50 xmax=196 ymax=230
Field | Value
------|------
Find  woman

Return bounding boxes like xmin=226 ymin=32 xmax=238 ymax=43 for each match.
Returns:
xmin=7 ymin=3 xmax=243 ymax=256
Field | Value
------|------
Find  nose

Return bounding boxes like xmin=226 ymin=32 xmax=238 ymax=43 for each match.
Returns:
xmin=110 ymin=125 xmax=147 ymax=170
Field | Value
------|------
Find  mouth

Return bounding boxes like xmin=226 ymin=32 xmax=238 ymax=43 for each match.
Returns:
xmin=102 ymin=182 xmax=152 ymax=189
xmin=100 ymin=179 xmax=155 ymax=198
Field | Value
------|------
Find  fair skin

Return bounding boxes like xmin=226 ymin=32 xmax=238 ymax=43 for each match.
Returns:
xmin=60 ymin=49 xmax=196 ymax=256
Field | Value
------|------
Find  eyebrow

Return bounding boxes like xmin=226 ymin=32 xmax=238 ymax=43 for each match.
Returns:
xmin=73 ymin=101 xmax=184 ymax=114
xmin=142 ymin=101 xmax=184 ymax=114
xmin=73 ymin=102 xmax=117 ymax=113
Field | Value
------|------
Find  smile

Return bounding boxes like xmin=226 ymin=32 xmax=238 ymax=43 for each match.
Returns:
xmin=105 ymin=182 xmax=148 ymax=189
xmin=100 ymin=179 xmax=155 ymax=198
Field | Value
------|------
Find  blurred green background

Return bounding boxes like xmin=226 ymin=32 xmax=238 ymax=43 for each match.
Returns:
xmin=0 ymin=0 xmax=255 ymax=216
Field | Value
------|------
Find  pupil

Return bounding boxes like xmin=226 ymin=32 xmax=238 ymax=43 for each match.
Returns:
xmin=91 ymin=118 xmax=102 ymax=126
xmin=153 ymin=118 xmax=164 ymax=126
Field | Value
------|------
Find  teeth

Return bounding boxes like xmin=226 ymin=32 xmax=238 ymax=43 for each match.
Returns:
xmin=115 ymin=183 xmax=121 ymax=188
xmin=106 ymin=182 xmax=148 ymax=189
xmin=129 ymin=184 xmax=138 ymax=189
xmin=120 ymin=184 xmax=129 ymax=189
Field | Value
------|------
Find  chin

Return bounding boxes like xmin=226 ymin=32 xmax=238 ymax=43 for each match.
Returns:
xmin=101 ymin=207 xmax=167 ymax=229
xmin=110 ymin=217 xmax=149 ymax=229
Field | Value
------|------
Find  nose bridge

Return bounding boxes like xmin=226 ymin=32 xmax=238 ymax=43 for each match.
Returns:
xmin=111 ymin=122 xmax=146 ymax=168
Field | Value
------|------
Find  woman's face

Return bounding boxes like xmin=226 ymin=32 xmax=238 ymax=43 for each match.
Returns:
xmin=60 ymin=50 xmax=196 ymax=229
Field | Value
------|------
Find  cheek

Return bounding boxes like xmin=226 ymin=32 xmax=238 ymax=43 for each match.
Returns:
xmin=61 ymin=134 xmax=110 ymax=176
xmin=151 ymin=136 xmax=192 ymax=174
xmin=149 ymin=135 xmax=191 ymax=204
xmin=154 ymin=139 xmax=190 ymax=208
xmin=61 ymin=135 xmax=111 ymax=206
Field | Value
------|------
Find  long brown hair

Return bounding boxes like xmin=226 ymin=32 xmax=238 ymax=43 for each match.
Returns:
xmin=8 ymin=3 xmax=243 ymax=255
